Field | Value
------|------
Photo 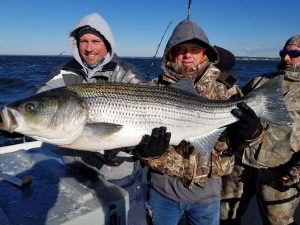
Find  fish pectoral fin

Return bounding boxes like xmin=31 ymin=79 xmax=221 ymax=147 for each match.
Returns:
xmin=186 ymin=127 xmax=226 ymax=157
xmin=84 ymin=123 xmax=123 ymax=136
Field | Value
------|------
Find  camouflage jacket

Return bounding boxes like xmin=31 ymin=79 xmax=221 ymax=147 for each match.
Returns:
xmin=143 ymin=63 xmax=242 ymax=188
xmin=240 ymin=71 xmax=300 ymax=168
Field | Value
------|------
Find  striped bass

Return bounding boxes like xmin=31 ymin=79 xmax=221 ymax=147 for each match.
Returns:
xmin=0 ymin=76 xmax=293 ymax=157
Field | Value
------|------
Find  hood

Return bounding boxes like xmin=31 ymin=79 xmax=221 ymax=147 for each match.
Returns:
xmin=68 ymin=13 xmax=116 ymax=78
xmin=161 ymin=19 xmax=219 ymax=72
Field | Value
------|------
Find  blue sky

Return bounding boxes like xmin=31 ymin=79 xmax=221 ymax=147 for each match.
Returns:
xmin=1 ymin=0 xmax=299 ymax=57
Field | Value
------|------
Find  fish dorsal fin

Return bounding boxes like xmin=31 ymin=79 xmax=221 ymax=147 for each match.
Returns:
xmin=170 ymin=77 xmax=198 ymax=95
xmin=186 ymin=127 xmax=226 ymax=157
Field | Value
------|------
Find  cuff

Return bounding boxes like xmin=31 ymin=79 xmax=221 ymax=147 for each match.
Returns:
xmin=243 ymin=129 xmax=266 ymax=146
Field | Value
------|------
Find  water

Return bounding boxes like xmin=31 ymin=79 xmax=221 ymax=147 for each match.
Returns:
xmin=0 ymin=55 xmax=280 ymax=145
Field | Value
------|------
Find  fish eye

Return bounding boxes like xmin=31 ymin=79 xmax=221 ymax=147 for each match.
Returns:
xmin=25 ymin=103 xmax=35 ymax=111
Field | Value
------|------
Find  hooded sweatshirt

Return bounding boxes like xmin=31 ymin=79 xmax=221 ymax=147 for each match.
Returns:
xmin=68 ymin=13 xmax=116 ymax=79
xmin=37 ymin=13 xmax=144 ymax=180
xmin=38 ymin=13 xmax=143 ymax=93
xmin=161 ymin=19 xmax=218 ymax=76
xmin=148 ymin=20 xmax=228 ymax=204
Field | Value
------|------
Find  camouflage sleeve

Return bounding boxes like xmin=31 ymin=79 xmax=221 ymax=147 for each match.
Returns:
xmin=229 ymin=76 xmax=268 ymax=167
xmin=209 ymin=83 xmax=241 ymax=177
xmin=235 ymin=73 xmax=299 ymax=168
xmin=211 ymin=133 xmax=235 ymax=177
xmin=142 ymin=142 xmax=207 ymax=188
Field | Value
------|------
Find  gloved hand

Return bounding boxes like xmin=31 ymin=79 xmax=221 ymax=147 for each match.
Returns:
xmin=259 ymin=165 xmax=300 ymax=192
xmin=231 ymin=102 xmax=263 ymax=140
xmin=281 ymin=165 xmax=300 ymax=187
xmin=257 ymin=152 xmax=300 ymax=191
xmin=135 ymin=127 xmax=171 ymax=158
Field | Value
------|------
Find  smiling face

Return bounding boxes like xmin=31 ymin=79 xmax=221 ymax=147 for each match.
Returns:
xmin=174 ymin=44 xmax=206 ymax=69
xmin=78 ymin=33 xmax=108 ymax=67
xmin=280 ymin=44 xmax=300 ymax=70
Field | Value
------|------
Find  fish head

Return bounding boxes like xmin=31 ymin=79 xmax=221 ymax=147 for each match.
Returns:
xmin=0 ymin=89 xmax=88 ymax=145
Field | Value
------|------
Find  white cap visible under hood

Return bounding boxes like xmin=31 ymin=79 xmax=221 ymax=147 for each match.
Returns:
xmin=68 ymin=13 xmax=116 ymax=78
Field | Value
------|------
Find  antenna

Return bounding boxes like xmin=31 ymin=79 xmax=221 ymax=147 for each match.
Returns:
xmin=147 ymin=21 xmax=173 ymax=80
xmin=187 ymin=0 xmax=192 ymax=19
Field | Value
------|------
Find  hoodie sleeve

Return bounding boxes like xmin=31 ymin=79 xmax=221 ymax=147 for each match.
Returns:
xmin=108 ymin=60 xmax=145 ymax=84
xmin=35 ymin=69 xmax=84 ymax=93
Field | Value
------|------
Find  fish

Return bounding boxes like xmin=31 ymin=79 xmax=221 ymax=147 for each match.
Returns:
xmin=0 ymin=76 xmax=293 ymax=157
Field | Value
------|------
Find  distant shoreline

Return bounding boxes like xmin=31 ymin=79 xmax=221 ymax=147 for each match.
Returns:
xmin=0 ymin=54 xmax=280 ymax=61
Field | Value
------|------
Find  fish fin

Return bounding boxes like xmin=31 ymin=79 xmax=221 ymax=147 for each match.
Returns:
xmin=248 ymin=75 xmax=293 ymax=126
xmin=186 ymin=127 xmax=226 ymax=157
xmin=170 ymin=77 xmax=198 ymax=95
xmin=97 ymin=150 xmax=133 ymax=157
xmin=84 ymin=123 xmax=123 ymax=136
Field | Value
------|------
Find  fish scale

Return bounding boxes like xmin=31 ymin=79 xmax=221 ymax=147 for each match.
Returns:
xmin=0 ymin=76 xmax=293 ymax=156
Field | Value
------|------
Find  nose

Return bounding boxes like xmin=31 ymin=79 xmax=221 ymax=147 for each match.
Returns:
xmin=85 ymin=42 xmax=93 ymax=52
xmin=283 ymin=54 xmax=290 ymax=61
xmin=183 ymin=49 xmax=192 ymax=57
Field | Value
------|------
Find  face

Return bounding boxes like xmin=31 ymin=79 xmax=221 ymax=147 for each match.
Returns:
xmin=174 ymin=44 xmax=206 ymax=69
xmin=78 ymin=33 xmax=108 ymax=66
xmin=280 ymin=44 xmax=300 ymax=69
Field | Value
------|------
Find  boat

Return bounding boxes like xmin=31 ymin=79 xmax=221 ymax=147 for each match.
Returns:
xmin=0 ymin=140 xmax=129 ymax=225
xmin=0 ymin=141 xmax=299 ymax=225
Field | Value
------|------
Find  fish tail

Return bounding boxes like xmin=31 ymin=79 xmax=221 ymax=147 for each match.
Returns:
xmin=249 ymin=75 xmax=293 ymax=126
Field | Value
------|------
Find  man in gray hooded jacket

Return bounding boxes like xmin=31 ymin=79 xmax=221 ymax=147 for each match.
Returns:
xmin=37 ymin=13 xmax=154 ymax=225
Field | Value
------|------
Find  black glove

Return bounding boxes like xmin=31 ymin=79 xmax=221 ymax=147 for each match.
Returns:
xmin=258 ymin=165 xmax=299 ymax=192
xmin=231 ymin=102 xmax=263 ymax=140
xmin=279 ymin=151 xmax=300 ymax=187
xmin=135 ymin=127 xmax=171 ymax=158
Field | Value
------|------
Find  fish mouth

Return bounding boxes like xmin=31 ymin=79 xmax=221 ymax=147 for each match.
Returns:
xmin=0 ymin=107 xmax=18 ymax=133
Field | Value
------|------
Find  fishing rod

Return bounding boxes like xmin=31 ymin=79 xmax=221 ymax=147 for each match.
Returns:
xmin=187 ymin=0 xmax=192 ymax=20
xmin=147 ymin=21 xmax=172 ymax=80
xmin=147 ymin=0 xmax=192 ymax=79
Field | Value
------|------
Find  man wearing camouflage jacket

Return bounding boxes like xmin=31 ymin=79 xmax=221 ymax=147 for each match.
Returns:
xmin=221 ymin=35 xmax=300 ymax=225
xmin=137 ymin=19 xmax=250 ymax=225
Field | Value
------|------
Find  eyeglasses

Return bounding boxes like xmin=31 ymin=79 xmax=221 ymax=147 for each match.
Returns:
xmin=279 ymin=49 xmax=300 ymax=58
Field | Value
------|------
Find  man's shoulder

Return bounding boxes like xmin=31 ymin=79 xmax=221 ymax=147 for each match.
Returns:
xmin=205 ymin=64 xmax=239 ymax=89
xmin=255 ymin=71 xmax=279 ymax=80
xmin=108 ymin=57 xmax=145 ymax=84
xmin=217 ymin=71 xmax=239 ymax=89
xmin=242 ymin=71 xmax=279 ymax=93
xmin=62 ymin=59 xmax=83 ymax=72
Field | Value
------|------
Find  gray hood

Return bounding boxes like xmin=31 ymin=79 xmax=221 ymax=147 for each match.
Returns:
xmin=161 ymin=19 xmax=218 ymax=72
xmin=68 ymin=13 xmax=116 ymax=78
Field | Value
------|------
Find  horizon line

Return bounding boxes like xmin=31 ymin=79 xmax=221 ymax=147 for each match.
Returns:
xmin=0 ymin=54 xmax=280 ymax=59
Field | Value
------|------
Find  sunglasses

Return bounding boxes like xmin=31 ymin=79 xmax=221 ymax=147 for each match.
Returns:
xmin=279 ymin=49 xmax=300 ymax=58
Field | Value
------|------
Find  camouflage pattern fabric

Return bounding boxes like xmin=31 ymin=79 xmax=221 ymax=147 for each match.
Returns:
xmin=221 ymin=71 xmax=300 ymax=225
xmin=285 ymin=35 xmax=300 ymax=48
xmin=144 ymin=63 xmax=241 ymax=188
xmin=241 ymin=74 xmax=300 ymax=168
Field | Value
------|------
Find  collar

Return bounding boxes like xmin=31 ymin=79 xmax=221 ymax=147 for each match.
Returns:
xmin=281 ymin=62 xmax=300 ymax=82
xmin=163 ymin=56 xmax=211 ymax=81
